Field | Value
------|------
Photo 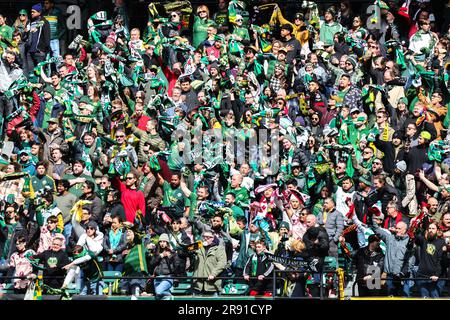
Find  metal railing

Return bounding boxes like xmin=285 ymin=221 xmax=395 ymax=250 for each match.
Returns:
xmin=0 ymin=268 xmax=341 ymax=300
xmin=351 ymin=276 xmax=450 ymax=298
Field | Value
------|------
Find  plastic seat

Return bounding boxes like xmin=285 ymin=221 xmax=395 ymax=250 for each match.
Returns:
xmin=222 ymin=283 xmax=249 ymax=295
xmin=170 ymin=281 xmax=192 ymax=295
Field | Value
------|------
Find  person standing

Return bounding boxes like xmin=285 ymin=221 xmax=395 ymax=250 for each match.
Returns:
xmin=192 ymin=230 xmax=227 ymax=296
xmin=317 ymin=198 xmax=344 ymax=260
xmin=355 ymin=234 xmax=385 ymax=296
xmin=415 ymin=223 xmax=446 ymax=298
xmin=243 ymin=240 xmax=274 ymax=297
xmin=42 ymin=0 xmax=65 ymax=57
xmin=371 ymin=218 xmax=410 ymax=296
xmin=25 ymin=4 xmax=51 ymax=74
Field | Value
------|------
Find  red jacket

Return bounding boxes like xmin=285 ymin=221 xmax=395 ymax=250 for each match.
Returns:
xmin=7 ymin=91 xmax=40 ymax=137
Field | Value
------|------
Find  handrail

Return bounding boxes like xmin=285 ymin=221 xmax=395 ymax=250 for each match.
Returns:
xmin=1 ymin=269 xmax=340 ymax=299
xmin=351 ymin=276 xmax=450 ymax=297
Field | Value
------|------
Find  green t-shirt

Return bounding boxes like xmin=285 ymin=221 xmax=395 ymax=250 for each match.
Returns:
xmin=62 ymin=173 xmax=96 ymax=198
xmin=31 ymin=175 xmax=56 ymax=194
xmin=162 ymin=181 xmax=188 ymax=218
xmin=224 ymin=186 xmax=250 ymax=208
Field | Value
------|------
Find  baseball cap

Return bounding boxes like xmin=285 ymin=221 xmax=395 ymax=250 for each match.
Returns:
xmin=47 ymin=117 xmax=59 ymax=124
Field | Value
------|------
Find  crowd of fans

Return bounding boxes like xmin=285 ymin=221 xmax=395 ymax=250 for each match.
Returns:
xmin=0 ymin=0 xmax=449 ymax=299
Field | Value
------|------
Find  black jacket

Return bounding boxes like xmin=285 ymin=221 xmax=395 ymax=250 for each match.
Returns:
xmin=355 ymin=246 xmax=385 ymax=283
xmin=103 ymin=228 xmax=128 ymax=262
xmin=366 ymin=185 xmax=399 ymax=213
xmin=26 ymin=16 xmax=51 ymax=53
xmin=405 ymin=144 xmax=429 ymax=174
xmin=302 ymin=226 xmax=330 ymax=270
xmin=243 ymin=252 xmax=274 ymax=277
xmin=374 ymin=136 xmax=395 ymax=175
xmin=149 ymin=250 xmax=184 ymax=276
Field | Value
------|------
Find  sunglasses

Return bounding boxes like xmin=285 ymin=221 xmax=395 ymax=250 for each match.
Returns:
xmin=373 ymin=162 xmax=382 ymax=165
xmin=363 ymin=151 xmax=373 ymax=154
xmin=87 ymin=227 xmax=96 ymax=230
xmin=116 ymin=135 xmax=125 ymax=138
xmin=126 ymin=177 xmax=135 ymax=180
xmin=198 ymin=10 xmax=207 ymax=14
xmin=171 ymin=14 xmax=178 ymax=17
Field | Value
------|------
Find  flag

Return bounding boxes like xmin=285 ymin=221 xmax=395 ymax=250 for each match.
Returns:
xmin=33 ymin=276 xmax=43 ymax=300
xmin=398 ymin=0 xmax=411 ymax=19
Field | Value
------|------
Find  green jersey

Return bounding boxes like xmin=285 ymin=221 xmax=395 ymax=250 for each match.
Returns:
xmin=162 ymin=181 xmax=188 ymax=218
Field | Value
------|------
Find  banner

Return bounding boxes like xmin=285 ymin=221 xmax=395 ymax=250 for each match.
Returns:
xmin=266 ymin=253 xmax=319 ymax=272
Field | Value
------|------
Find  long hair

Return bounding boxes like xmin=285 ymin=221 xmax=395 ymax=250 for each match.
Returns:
xmin=13 ymin=14 xmax=28 ymax=31
xmin=196 ymin=5 xmax=210 ymax=19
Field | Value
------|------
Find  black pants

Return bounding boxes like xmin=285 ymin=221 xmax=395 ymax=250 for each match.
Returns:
xmin=0 ymin=95 xmax=14 ymax=138
xmin=25 ymin=51 xmax=46 ymax=76
xmin=291 ymin=278 xmax=307 ymax=297
xmin=248 ymin=279 xmax=271 ymax=294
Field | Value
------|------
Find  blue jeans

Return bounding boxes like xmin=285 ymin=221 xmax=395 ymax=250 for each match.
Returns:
xmin=107 ymin=262 xmax=124 ymax=273
xmin=50 ymin=39 xmax=60 ymax=57
xmin=386 ymin=276 xmax=407 ymax=297
xmin=154 ymin=277 xmax=173 ymax=298
xmin=416 ymin=279 xmax=440 ymax=298
xmin=80 ymin=279 xmax=104 ymax=295
xmin=63 ymin=223 xmax=73 ymax=244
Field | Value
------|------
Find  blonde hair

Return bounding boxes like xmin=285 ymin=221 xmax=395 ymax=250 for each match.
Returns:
xmin=197 ymin=5 xmax=210 ymax=18
xmin=290 ymin=239 xmax=305 ymax=253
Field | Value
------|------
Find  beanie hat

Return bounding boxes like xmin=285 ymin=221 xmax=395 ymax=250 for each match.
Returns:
xmin=359 ymin=174 xmax=372 ymax=186
xmin=279 ymin=221 xmax=290 ymax=231
xmin=43 ymin=85 xmax=55 ymax=96
xmin=325 ymin=6 xmax=336 ymax=16
xmin=32 ymin=3 xmax=42 ymax=13
xmin=421 ymin=131 xmax=431 ymax=140
xmin=392 ymin=131 xmax=402 ymax=140
xmin=106 ymin=33 xmax=117 ymax=46
xmin=397 ymin=97 xmax=408 ymax=105
xmin=87 ymin=221 xmax=98 ymax=230
xmin=79 ymin=96 xmax=92 ymax=105
xmin=395 ymin=160 xmax=407 ymax=172
xmin=158 ymin=233 xmax=170 ymax=242
xmin=346 ymin=55 xmax=358 ymax=68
